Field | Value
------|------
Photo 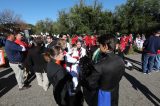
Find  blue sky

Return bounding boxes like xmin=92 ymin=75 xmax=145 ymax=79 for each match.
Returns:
xmin=0 ymin=0 xmax=126 ymax=25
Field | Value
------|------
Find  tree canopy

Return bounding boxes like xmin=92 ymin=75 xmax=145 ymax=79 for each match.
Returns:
xmin=1 ymin=0 xmax=160 ymax=35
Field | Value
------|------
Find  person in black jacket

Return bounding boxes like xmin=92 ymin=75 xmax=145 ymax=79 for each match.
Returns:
xmin=26 ymin=38 xmax=49 ymax=91
xmin=80 ymin=35 xmax=125 ymax=106
xmin=46 ymin=46 xmax=83 ymax=106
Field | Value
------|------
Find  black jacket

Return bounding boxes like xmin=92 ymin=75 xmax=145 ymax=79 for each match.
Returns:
xmin=47 ymin=60 xmax=72 ymax=106
xmin=92 ymin=53 xmax=125 ymax=91
xmin=26 ymin=46 xmax=47 ymax=73
xmin=80 ymin=52 xmax=125 ymax=106
xmin=47 ymin=60 xmax=84 ymax=106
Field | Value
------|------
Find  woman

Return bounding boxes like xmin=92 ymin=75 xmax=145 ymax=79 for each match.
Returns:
xmin=46 ymin=46 xmax=83 ymax=106
xmin=26 ymin=38 xmax=49 ymax=91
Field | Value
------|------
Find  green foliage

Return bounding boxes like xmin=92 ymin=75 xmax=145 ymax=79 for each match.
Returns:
xmin=115 ymin=0 xmax=160 ymax=34
xmin=32 ymin=0 xmax=160 ymax=35
xmin=34 ymin=18 xmax=53 ymax=34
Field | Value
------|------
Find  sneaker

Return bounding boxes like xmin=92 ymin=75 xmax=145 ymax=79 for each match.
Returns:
xmin=143 ymin=73 xmax=147 ymax=74
xmin=147 ymin=73 xmax=151 ymax=75
xmin=19 ymin=85 xmax=31 ymax=91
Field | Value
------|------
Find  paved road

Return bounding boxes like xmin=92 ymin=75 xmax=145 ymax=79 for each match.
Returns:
xmin=0 ymin=54 xmax=160 ymax=106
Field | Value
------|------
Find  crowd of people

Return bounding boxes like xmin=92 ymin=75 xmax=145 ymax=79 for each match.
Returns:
xmin=0 ymin=30 xmax=160 ymax=106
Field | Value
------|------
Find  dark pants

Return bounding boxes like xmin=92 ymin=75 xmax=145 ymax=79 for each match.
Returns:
xmin=111 ymin=84 xmax=119 ymax=106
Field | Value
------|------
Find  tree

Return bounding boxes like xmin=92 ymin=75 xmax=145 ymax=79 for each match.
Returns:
xmin=0 ymin=9 xmax=27 ymax=35
xmin=34 ymin=18 xmax=53 ymax=34
xmin=33 ymin=0 xmax=160 ymax=35
xmin=114 ymin=0 xmax=160 ymax=34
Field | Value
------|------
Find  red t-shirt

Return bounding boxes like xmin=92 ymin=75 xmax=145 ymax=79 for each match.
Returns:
xmin=71 ymin=36 xmax=78 ymax=45
xmin=157 ymin=50 xmax=160 ymax=54
xmin=15 ymin=39 xmax=28 ymax=48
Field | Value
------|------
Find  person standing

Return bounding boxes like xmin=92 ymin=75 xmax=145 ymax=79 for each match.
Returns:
xmin=80 ymin=35 xmax=125 ymax=106
xmin=45 ymin=35 xmax=57 ymax=49
xmin=26 ymin=38 xmax=49 ymax=91
xmin=142 ymin=30 xmax=160 ymax=74
xmin=5 ymin=33 xmax=31 ymax=90
xmin=46 ymin=46 xmax=83 ymax=106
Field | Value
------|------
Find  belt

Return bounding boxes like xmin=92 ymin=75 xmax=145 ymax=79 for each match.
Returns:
xmin=9 ymin=62 xmax=21 ymax=64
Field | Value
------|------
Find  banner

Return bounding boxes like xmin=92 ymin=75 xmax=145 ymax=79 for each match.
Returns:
xmin=0 ymin=50 xmax=5 ymax=66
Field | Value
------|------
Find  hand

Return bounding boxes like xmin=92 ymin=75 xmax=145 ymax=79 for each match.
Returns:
xmin=20 ymin=45 xmax=26 ymax=51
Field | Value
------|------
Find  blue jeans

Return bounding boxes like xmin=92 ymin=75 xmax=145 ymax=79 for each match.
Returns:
xmin=142 ymin=53 xmax=156 ymax=73
xmin=155 ymin=55 xmax=160 ymax=70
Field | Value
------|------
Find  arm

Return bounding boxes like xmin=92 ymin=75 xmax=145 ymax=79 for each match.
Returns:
xmin=85 ymin=68 xmax=100 ymax=90
xmin=10 ymin=42 xmax=25 ymax=51
xmin=80 ymin=56 xmax=100 ymax=90
xmin=143 ymin=38 xmax=148 ymax=47
xmin=81 ymin=48 xmax=86 ymax=57
xmin=25 ymin=51 xmax=34 ymax=72
xmin=65 ymin=54 xmax=78 ymax=63
xmin=0 ymin=38 xmax=6 ymax=46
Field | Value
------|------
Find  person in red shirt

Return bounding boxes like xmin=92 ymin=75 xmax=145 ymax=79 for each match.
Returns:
xmin=91 ymin=35 xmax=97 ymax=46
xmin=119 ymin=34 xmax=133 ymax=70
xmin=83 ymin=35 xmax=92 ymax=49
xmin=119 ymin=35 xmax=127 ymax=52
xmin=15 ymin=33 xmax=31 ymax=83
xmin=71 ymin=35 xmax=78 ymax=45
xmin=15 ymin=33 xmax=29 ymax=48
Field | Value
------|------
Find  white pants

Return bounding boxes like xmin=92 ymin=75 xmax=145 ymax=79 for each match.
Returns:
xmin=9 ymin=63 xmax=24 ymax=88
xmin=35 ymin=72 xmax=49 ymax=91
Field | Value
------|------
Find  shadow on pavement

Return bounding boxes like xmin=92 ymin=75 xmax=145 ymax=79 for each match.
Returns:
xmin=124 ymin=56 xmax=143 ymax=72
xmin=124 ymin=72 xmax=160 ymax=106
xmin=0 ymin=68 xmax=36 ymax=97
xmin=0 ymin=73 xmax=17 ymax=97
xmin=125 ymin=57 xmax=142 ymax=66
xmin=0 ymin=68 xmax=12 ymax=78
xmin=132 ymin=64 xmax=143 ymax=72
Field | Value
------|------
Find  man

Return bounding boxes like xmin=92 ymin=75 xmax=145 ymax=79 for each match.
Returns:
xmin=5 ymin=33 xmax=31 ymax=90
xmin=60 ymin=34 xmax=71 ymax=52
xmin=14 ymin=33 xmax=30 ymax=83
xmin=142 ymin=30 xmax=160 ymax=74
xmin=80 ymin=35 xmax=125 ymax=106
xmin=45 ymin=35 xmax=57 ymax=49
xmin=15 ymin=33 xmax=28 ymax=48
